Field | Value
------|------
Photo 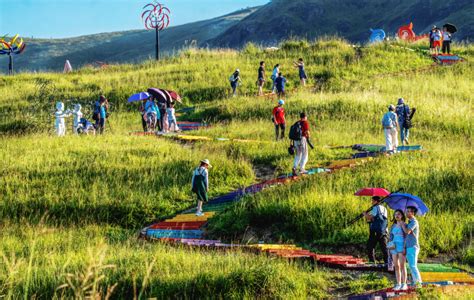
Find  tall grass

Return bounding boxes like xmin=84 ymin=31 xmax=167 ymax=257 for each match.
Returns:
xmin=0 ymin=38 xmax=473 ymax=297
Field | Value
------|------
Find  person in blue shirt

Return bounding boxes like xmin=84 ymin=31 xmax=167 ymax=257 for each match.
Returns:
xmin=396 ymin=98 xmax=411 ymax=145
xmin=97 ymin=95 xmax=108 ymax=134
xmin=401 ymin=206 xmax=422 ymax=286
xmin=275 ymin=73 xmax=287 ymax=98
xmin=381 ymin=104 xmax=399 ymax=154
xmin=144 ymin=97 xmax=160 ymax=132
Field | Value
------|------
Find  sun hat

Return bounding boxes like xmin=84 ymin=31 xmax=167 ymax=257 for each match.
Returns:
xmin=388 ymin=104 xmax=395 ymax=111
xmin=278 ymin=99 xmax=284 ymax=105
xmin=398 ymin=98 xmax=404 ymax=105
xmin=236 ymin=69 xmax=240 ymax=72
xmin=200 ymin=159 xmax=212 ymax=167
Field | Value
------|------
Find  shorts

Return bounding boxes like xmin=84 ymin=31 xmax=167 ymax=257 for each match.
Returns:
xmin=433 ymin=40 xmax=441 ymax=48
xmin=390 ymin=241 xmax=405 ymax=255
xmin=257 ymin=79 xmax=265 ymax=87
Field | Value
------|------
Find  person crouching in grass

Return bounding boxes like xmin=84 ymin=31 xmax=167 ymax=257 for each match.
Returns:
xmin=192 ymin=159 xmax=211 ymax=216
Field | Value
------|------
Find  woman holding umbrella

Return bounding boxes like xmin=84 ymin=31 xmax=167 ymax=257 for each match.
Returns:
xmin=384 ymin=193 xmax=428 ymax=287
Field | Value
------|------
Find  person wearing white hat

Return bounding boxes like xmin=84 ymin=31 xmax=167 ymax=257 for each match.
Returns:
xmin=229 ymin=69 xmax=241 ymax=97
xmin=191 ymin=159 xmax=211 ymax=216
xmin=272 ymin=99 xmax=286 ymax=140
xmin=381 ymin=104 xmax=399 ymax=154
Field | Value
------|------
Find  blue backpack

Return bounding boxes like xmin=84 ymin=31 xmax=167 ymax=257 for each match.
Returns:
xmin=370 ymin=205 xmax=388 ymax=233
xmin=382 ymin=113 xmax=394 ymax=127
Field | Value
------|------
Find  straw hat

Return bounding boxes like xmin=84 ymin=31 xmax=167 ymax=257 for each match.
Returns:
xmin=200 ymin=159 xmax=212 ymax=167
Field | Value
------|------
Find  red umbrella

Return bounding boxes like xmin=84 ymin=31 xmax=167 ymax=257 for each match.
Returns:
xmin=354 ymin=188 xmax=390 ymax=197
xmin=167 ymin=90 xmax=182 ymax=103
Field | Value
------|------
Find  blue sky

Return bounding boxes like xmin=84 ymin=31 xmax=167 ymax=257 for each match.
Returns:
xmin=0 ymin=0 xmax=269 ymax=38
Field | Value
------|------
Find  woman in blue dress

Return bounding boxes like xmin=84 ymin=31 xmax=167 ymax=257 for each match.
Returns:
xmin=294 ymin=58 xmax=307 ymax=86
xmin=388 ymin=209 xmax=408 ymax=291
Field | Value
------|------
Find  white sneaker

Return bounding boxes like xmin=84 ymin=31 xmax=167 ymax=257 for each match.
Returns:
xmin=393 ymin=284 xmax=401 ymax=291
xmin=400 ymin=284 xmax=408 ymax=291
xmin=195 ymin=211 xmax=204 ymax=217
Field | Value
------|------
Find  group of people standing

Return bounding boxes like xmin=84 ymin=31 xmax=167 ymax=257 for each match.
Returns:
xmin=229 ymin=58 xmax=308 ymax=97
xmin=364 ymin=196 xmax=422 ymax=290
xmin=382 ymin=98 xmax=414 ymax=154
xmin=429 ymin=25 xmax=453 ymax=55
xmin=54 ymin=95 xmax=109 ymax=136
xmin=138 ymin=96 xmax=179 ymax=133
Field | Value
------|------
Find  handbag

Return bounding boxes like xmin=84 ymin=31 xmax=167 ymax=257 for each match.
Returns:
xmin=387 ymin=241 xmax=396 ymax=250
xmin=288 ymin=144 xmax=295 ymax=155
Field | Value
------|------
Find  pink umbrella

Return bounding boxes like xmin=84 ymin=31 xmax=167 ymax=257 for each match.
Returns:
xmin=354 ymin=188 xmax=390 ymax=197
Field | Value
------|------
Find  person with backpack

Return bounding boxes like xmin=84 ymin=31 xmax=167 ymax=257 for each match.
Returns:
xmin=363 ymin=196 xmax=389 ymax=266
xmin=396 ymin=98 xmax=411 ymax=145
xmin=191 ymin=159 xmax=211 ymax=217
xmin=275 ymin=73 xmax=287 ymax=98
xmin=272 ymin=99 xmax=286 ymax=140
xmin=229 ymin=69 xmax=241 ymax=97
xmin=381 ymin=104 xmax=399 ymax=154
xmin=257 ymin=61 xmax=266 ymax=96
xmin=290 ymin=112 xmax=311 ymax=176
xmin=401 ymin=206 xmax=422 ymax=286
xmin=271 ymin=64 xmax=280 ymax=94
xmin=294 ymin=58 xmax=307 ymax=86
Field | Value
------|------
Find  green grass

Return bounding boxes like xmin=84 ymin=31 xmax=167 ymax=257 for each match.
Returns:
xmin=0 ymin=38 xmax=473 ymax=298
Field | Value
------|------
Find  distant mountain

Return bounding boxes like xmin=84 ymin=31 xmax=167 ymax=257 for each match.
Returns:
xmin=211 ymin=0 xmax=474 ymax=47
xmin=0 ymin=7 xmax=259 ymax=73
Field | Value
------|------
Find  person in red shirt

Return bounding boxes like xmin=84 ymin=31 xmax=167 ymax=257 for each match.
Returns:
xmin=272 ymin=99 xmax=286 ymax=140
xmin=293 ymin=112 xmax=310 ymax=175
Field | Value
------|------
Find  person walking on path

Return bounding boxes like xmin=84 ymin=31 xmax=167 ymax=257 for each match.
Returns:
xmin=139 ymin=99 xmax=147 ymax=132
xmin=382 ymin=104 xmax=399 ymax=154
xmin=192 ymin=159 xmax=211 ymax=217
xmin=291 ymin=112 xmax=310 ymax=175
xmin=294 ymin=58 xmax=307 ymax=86
xmin=167 ymin=102 xmax=179 ymax=132
xmin=432 ymin=28 xmax=442 ymax=55
xmin=442 ymin=27 xmax=452 ymax=54
xmin=388 ymin=209 xmax=408 ymax=291
xmin=257 ymin=61 xmax=266 ymax=96
xmin=272 ymin=99 xmax=286 ymax=141
xmin=229 ymin=69 xmax=241 ymax=97
xmin=157 ymin=97 xmax=167 ymax=132
xmin=396 ymin=98 xmax=411 ymax=145
xmin=97 ymin=95 xmax=108 ymax=134
xmin=363 ymin=196 xmax=389 ymax=266
xmin=271 ymin=64 xmax=280 ymax=94
xmin=429 ymin=26 xmax=436 ymax=54
xmin=401 ymin=206 xmax=422 ymax=286
xmin=275 ymin=73 xmax=287 ymax=98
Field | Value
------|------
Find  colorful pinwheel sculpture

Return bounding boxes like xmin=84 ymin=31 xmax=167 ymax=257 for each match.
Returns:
xmin=142 ymin=2 xmax=171 ymax=60
xmin=0 ymin=34 xmax=26 ymax=75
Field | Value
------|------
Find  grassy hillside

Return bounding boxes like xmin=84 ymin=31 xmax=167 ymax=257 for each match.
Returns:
xmin=0 ymin=39 xmax=473 ymax=298
xmin=0 ymin=7 xmax=259 ymax=73
xmin=213 ymin=0 xmax=474 ymax=47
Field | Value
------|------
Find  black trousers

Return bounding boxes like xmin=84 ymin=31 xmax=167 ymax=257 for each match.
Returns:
xmin=367 ymin=230 xmax=388 ymax=264
xmin=442 ymin=41 xmax=451 ymax=54
xmin=141 ymin=115 xmax=147 ymax=132
xmin=159 ymin=109 xmax=166 ymax=131
xmin=275 ymin=123 xmax=285 ymax=140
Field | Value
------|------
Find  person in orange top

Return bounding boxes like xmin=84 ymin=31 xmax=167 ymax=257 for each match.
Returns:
xmin=272 ymin=99 xmax=286 ymax=140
